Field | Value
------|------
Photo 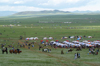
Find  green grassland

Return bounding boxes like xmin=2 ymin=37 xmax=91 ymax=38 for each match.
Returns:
xmin=0 ymin=15 xmax=100 ymax=66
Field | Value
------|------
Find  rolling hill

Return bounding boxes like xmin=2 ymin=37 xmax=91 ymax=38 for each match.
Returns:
xmin=13 ymin=10 xmax=71 ymax=17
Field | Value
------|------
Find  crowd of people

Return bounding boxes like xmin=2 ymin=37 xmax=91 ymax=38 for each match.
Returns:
xmin=0 ymin=40 xmax=99 ymax=61
xmin=88 ymin=48 xmax=99 ymax=55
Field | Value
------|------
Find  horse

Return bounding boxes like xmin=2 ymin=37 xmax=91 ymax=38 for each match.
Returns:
xmin=76 ymin=47 xmax=82 ymax=51
xmin=68 ymin=49 xmax=73 ymax=52
xmin=2 ymin=49 xmax=8 ymax=54
xmin=42 ymin=49 xmax=47 ymax=52
xmin=61 ymin=50 xmax=64 ymax=54
xmin=39 ymin=46 xmax=43 ymax=50
xmin=9 ymin=49 xmax=22 ymax=54
xmin=91 ymin=51 xmax=95 ymax=55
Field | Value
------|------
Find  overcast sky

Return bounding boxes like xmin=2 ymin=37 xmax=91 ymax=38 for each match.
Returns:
xmin=0 ymin=0 xmax=100 ymax=12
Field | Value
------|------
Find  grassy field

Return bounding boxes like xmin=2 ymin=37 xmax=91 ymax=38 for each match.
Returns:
xmin=0 ymin=46 xmax=100 ymax=66
xmin=0 ymin=15 xmax=100 ymax=66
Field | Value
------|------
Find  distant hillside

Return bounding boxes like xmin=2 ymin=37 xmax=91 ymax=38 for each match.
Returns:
xmin=13 ymin=10 xmax=71 ymax=17
xmin=0 ymin=11 xmax=17 ymax=16
xmin=13 ymin=10 xmax=100 ymax=17
xmin=73 ymin=10 xmax=100 ymax=13
xmin=1 ymin=10 xmax=100 ymax=18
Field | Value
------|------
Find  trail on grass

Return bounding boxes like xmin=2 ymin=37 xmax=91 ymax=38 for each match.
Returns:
xmin=84 ymin=62 xmax=100 ymax=66
xmin=18 ymin=40 xmax=77 ymax=66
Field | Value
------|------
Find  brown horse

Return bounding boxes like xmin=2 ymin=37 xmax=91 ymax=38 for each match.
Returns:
xmin=9 ymin=49 xmax=22 ymax=54
xmin=68 ymin=49 xmax=73 ymax=52
xmin=76 ymin=47 xmax=82 ymax=51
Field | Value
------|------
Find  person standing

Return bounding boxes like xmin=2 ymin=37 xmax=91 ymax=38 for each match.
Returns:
xmin=5 ymin=47 xmax=8 ymax=54
xmin=48 ymin=49 xmax=49 ymax=53
xmin=28 ymin=46 xmax=30 ymax=49
xmin=17 ymin=48 xmax=19 ymax=53
xmin=77 ymin=52 xmax=78 ymax=58
xmin=74 ymin=53 xmax=77 ymax=59
xmin=78 ymin=53 xmax=80 ymax=58
xmin=39 ymin=46 xmax=41 ymax=50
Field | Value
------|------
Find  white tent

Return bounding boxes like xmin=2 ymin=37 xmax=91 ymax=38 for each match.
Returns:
xmin=43 ymin=37 xmax=47 ymax=40
xmin=83 ymin=40 xmax=88 ymax=43
xmin=70 ymin=36 xmax=74 ymax=38
xmin=34 ymin=37 xmax=38 ymax=40
xmin=49 ymin=37 xmax=53 ymax=39
xmin=88 ymin=36 xmax=92 ymax=38
xmin=26 ymin=37 xmax=38 ymax=40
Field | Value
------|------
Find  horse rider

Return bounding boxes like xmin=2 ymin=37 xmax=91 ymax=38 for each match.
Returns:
xmin=2 ymin=47 xmax=5 ymax=54
xmin=12 ymin=47 xmax=15 ymax=52
xmin=2 ymin=47 xmax=5 ymax=50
